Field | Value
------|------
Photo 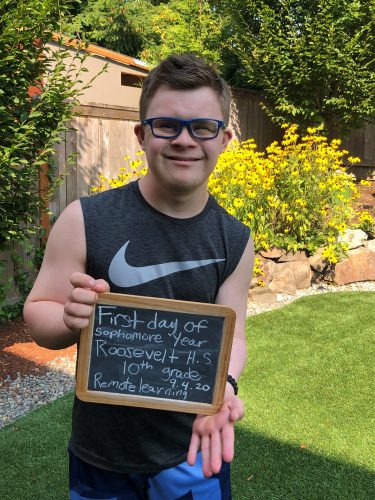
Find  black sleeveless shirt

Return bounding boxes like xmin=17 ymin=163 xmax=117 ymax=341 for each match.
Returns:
xmin=69 ymin=181 xmax=250 ymax=473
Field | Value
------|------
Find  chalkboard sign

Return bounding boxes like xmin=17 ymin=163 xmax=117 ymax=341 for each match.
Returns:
xmin=76 ymin=292 xmax=236 ymax=415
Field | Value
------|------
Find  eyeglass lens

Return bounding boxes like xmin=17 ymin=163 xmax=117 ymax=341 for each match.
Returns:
xmin=151 ymin=118 xmax=220 ymax=139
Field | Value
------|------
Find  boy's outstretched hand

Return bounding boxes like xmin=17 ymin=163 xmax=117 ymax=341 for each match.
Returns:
xmin=187 ymin=394 xmax=244 ymax=477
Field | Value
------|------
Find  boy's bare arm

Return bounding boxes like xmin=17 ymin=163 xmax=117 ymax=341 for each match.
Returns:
xmin=188 ymin=236 xmax=254 ymax=477
xmin=23 ymin=200 xmax=109 ymax=350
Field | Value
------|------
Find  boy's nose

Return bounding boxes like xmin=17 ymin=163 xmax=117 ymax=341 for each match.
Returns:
xmin=170 ymin=125 xmax=197 ymax=146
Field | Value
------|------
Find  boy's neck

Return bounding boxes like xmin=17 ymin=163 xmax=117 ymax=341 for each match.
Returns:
xmin=138 ymin=177 xmax=209 ymax=219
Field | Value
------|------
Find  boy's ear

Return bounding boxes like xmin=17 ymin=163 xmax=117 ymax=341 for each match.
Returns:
xmin=134 ymin=123 xmax=145 ymax=149
xmin=221 ymin=127 xmax=233 ymax=153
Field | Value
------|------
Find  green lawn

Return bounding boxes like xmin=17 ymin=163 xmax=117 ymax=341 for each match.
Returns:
xmin=0 ymin=392 xmax=73 ymax=499
xmin=233 ymin=291 xmax=375 ymax=499
xmin=0 ymin=292 xmax=374 ymax=499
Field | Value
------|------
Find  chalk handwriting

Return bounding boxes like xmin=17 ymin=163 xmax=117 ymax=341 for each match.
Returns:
xmin=87 ymin=304 xmax=225 ymax=404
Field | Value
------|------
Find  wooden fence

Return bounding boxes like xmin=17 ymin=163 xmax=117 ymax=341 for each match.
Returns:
xmin=50 ymin=104 xmax=142 ymax=217
xmin=51 ymin=88 xmax=375 ymax=217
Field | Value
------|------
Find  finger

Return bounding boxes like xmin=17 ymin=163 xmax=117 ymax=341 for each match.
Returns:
xmin=201 ymin=434 xmax=212 ymax=477
xmin=70 ymin=287 xmax=98 ymax=305
xmin=93 ymin=279 xmax=110 ymax=293
xmin=63 ymin=314 xmax=90 ymax=332
xmin=65 ymin=301 xmax=95 ymax=319
xmin=221 ymin=422 xmax=235 ymax=464
xmin=70 ymin=272 xmax=96 ymax=289
xmin=210 ymin=430 xmax=223 ymax=475
xmin=228 ymin=398 xmax=244 ymax=422
xmin=187 ymin=433 xmax=201 ymax=466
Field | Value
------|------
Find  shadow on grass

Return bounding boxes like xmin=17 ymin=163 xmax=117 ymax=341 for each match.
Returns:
xmin=232 ymin=427 xmax=375 ymax=499
xmin=1 ymin=392 xmax=374 ymax=499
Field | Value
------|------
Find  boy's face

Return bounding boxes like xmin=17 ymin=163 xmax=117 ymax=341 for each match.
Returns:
xmin=135 ymin=85 xmax=232 ymax=195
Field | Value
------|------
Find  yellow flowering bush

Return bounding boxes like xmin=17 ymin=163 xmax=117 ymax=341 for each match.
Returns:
xmin=208 ymin=124 xmax=360 ymax=263
xmin=91 ymin=151 xmax=147 ymax=193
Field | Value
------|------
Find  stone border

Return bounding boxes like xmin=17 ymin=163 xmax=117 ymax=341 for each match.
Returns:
xmin=249 ymin=230 xmax=375 ymax=305
xmin=247 ymin=280 xmax=375 ymax=316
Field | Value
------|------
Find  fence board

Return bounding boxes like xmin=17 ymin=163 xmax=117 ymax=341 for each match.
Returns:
xmin=365 ymin=123 xmax=375 ymax=163
xmin=231 ymin=89 xmax=283 ymax=150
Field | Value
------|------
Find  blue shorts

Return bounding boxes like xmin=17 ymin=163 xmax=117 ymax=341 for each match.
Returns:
xmin=69 ymin=449 xmax=231 ymax=499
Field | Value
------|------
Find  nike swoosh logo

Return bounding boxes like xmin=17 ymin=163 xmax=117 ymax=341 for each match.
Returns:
xmin=108 ymin=241 xmax=225 ymax=287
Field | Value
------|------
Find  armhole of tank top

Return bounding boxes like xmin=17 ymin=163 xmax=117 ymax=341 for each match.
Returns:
xmin=222 ymin=226 xmax=251 ymax=284
xmin=80 ymin=197 xmax=93 ymax=276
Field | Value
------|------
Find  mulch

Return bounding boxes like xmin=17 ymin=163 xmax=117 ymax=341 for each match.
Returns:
xmin=0 ymin=317 xmax=76 ymax=381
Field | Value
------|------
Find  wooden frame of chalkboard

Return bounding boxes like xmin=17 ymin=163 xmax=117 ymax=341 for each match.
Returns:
xmin=76 ymin=292 xmax=236 ymax=415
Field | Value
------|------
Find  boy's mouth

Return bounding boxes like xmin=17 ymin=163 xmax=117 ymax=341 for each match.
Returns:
xmin=165 ymin=155 xmax=203 ymax=162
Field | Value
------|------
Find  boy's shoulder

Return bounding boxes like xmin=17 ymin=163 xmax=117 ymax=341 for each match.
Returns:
xmin=80 ymin=182 xmax=136 ymax=207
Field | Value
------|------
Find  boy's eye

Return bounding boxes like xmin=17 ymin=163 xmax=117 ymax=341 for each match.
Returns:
xmin=192 ymin=120 xmax=217 ymax=135
xmin=154 ymin=120 xmax=179 ymax=132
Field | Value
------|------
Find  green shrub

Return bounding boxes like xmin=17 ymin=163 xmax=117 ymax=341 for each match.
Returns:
xmin=0 ymin=0 xmax=104 ymax=320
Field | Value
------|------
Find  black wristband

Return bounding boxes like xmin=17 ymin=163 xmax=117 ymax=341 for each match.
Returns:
xmin=227 ymin=375 xmax=238 ymax=395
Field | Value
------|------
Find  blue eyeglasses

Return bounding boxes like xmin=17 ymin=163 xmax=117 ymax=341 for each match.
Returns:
xmin=141 ymin=117 xmax=226 ymax=140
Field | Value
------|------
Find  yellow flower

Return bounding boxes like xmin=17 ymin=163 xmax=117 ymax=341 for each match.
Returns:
xmin=233 ymin=198 xmax=244 ymax=208
xmin=295 ymin=199 xmax=307 ymax=207
xmin=348 ymin=156 xmax=361 ymax=164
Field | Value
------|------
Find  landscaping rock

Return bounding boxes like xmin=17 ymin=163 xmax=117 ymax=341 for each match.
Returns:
xmin=251 ymin=240 xmax=375 ymax=301
xmin=248 ymin=287 xmax=278 ymax=304
xmin=333 ymin=247 xmax=375 ymax=285
xmin=269 ymin=263 xmax=297 ymax=295
xmin=308 ymin=248 xmax=329 ymax=273
xmin=257 ymin=255 xmax=277 ymax=286
xmin=293 ymin=261 xmax=313 ymax=289
xmin=278 ymin=250 xmax=308 ymax=262
xmin=339 ymin=229 xmax=368 ymax=249
xmin=259 ymin=247 xmax=286 ymax=260
xmin=269 ymin=261 xmax=312 ymax=294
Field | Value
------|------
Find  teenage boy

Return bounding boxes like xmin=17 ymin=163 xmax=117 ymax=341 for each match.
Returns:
xmin=24 ymin=53 xmax=254 ymax=499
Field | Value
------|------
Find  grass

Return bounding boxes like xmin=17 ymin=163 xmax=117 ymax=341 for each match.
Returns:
xmin=233 ymin=291 xmax=375 ymax=499
xmin=0 ymin=392 xmax=74 ymax=499
xmin=0 ymin=291 xmax=374 ymax=499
